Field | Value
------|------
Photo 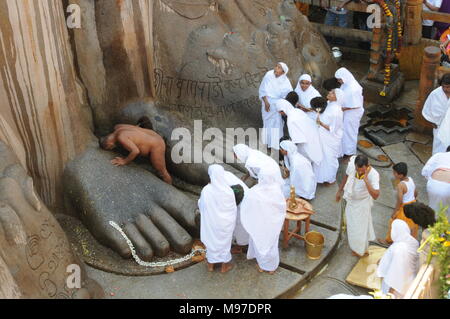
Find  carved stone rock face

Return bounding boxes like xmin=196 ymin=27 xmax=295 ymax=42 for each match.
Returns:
xmin=0 ymin=142 xmax=102 ymax=299
xmin=70 ymin=0 xmax=336 ymax=133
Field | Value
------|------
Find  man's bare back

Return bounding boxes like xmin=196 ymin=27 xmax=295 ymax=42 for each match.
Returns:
xmin=101 ymin=124 xmax=173 ymax=184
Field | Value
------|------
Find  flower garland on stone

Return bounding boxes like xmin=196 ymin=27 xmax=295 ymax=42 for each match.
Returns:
xmin=373 ymin=0 xmax=403 ymax=97
xmin=109 ymin=221 xmax=206 ymax=271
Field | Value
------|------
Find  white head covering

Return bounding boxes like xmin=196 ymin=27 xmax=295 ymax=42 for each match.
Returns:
xmin=278 ymin=62 xmax=289 ymax=75
xmin=299 ymin=74 xmax=312 ymax=83
xmin=199 ymin=164 xmax=237 ymax=263
xmin=233 ymin=144 xmax=250 ymax=163
xmin=274 ymin=99 xmax=295 ymax=116
xmin=295 ymin=74 xmax=322 ymax=111
xmin=334 ymin=88 xmax=346 ymax=106
xmin=377 ymin=220 xmax=419 ymax=296
xmin=280 ymin=140 xmax=298 ymax=170
xmin=334 ymin=68 xmax=363 ymax=109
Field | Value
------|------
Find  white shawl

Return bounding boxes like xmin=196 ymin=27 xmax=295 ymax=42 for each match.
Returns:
xmin=280 ymin=140 xmax=316 ymax=199
xmin=240 ymin=165 xmax=287 ymax=256
xmin=377 ymin=220 xmax=419 ymax=296
xmin=275 ymin=99 xmax=323 ymax=165
xmin=437 ymin=99 xmax=450 ymax=148
xmin=422 ymin=87 xmax=449 ymax=126
xmin=233 ymin=144 xmax=283 ymax=185
xmin=259 ymin=63 xmax=293 ymax=105
xmin=199 ymin=165 xmax=238 ymax=263
xmin=335 ymin=67 xmax=364 ymax=109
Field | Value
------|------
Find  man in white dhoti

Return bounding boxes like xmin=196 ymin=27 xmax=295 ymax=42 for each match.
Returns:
xmin=335 ymin=67 xmax=364 ymax=158
xmin=336 ymin=155 xmax=380 ymax=257
xmin=199 ymin=165 xmax=237 ymax=273
xmin=222 ymin=168 xmax=250 ymax=253
xmin=294 ymin=74 xmax=322 ymax=121
xmin=422 ymin=146 xmax=450 ymax=215
xmin=377 ymin=219 xmax=419 ymax=299
xmin=314 ymin=89 xmax=344 ymax=184
xmin=240 ymin=165 xmax=287 ymax=274
xmin=232 ymin=144 xmax=283 ymax=186
xmin=280 ymin=140 xmax=317 ymax=200
xmin=422 ymin=73 xmax=450 ymax=154
xmin=275 ymin=92 xmax=323 ymax=167
xmin=259 ymin=62 xmax=293 ymax=151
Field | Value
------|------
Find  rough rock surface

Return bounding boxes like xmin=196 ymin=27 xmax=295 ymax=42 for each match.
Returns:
xmin=0 ymin=142 xmax=103 ymax=299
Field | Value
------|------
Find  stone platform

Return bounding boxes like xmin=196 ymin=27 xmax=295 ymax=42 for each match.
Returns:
xmin=82 ymin=173 xmax=344 ymax=299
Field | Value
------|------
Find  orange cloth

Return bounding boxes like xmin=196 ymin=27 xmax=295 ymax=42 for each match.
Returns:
xmin=440 ymin=28 xmax=450 ymax=56
xmin=385 ymin=200 xmax=419 ymax=243
xmin=295 ymin=2 xmax=309 ymax=16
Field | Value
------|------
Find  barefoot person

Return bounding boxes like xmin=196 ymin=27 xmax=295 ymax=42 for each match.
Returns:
xmin=100 ymin=124 xmax=172 ymax=184
xmin=294 ymin=74 xmax=322 ymax=121
xmin=422 ymin=73 xmax=450 ymax=154
xmin=315 ymin=88 xmax=344 ymax=185
xmin=422 ymin=145 xmax=450 ymax=214
xmin=377 ymin=220 xmax=419 ymax=299
xmin=199 ymin=165 xmax=237 ymax=273
xmin=259 ymin=62 xmax=293 ymax=151
xmin=240 ymin=165 xmax=287 ymax=274
xmin=379 ymin=163 xmax=419 ymax=245
xmin=336 ymin=155 xmax=380 ymax=257
xmin=335 ymin=67 xmax=364 ymax=159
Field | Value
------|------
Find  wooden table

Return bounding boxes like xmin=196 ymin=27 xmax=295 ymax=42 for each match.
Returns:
xmin=282 ymin=198 xmax=315 ymax=249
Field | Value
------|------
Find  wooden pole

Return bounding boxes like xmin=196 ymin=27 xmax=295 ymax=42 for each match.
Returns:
xmin=416 ymin=46 xmax=441 ymax=128
xmin=404 ymin=0 xmax=423 ymax=45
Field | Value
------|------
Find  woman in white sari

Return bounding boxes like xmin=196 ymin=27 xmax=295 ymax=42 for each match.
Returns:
xmin=294 ymin=74 xmax=322 ymax=121
xmin=377 ymin=219 xmax=419 ymax=298
xmin=280 ymin=140 xmax=317 ymax=200
xmin=335 ymin=67 xmax=364 ymax=158
xmin=240 ymin=165 xmax=287 ymax=274
xmin=275 ymin=94 xmax=323 ymax=167
xmin=199 ymin=165 xmax=237 ymax=273
xmin=232 ymin=144 xmax=283 ymax=187
xmin=259 ymin=62 xmax=293 ymax=150
xmin=315 ymin=89 xmax=344 ymax=184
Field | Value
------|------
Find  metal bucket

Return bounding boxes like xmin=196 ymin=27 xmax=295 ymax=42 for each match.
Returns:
xmin=305 ymin=231 xmax=325 ymax=260
xmin=332 ymin=47 xmax=342 ymax=63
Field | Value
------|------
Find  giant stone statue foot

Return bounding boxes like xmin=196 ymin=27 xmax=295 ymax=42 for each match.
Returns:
xmin=0 ymin=142 xmax=103 ymax=299
xmin=64 ymin=148 xmax=201 ymax=262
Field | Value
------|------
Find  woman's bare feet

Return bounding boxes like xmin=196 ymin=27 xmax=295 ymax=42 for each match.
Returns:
xmin=220 ymin=262 xmax=234 ymax=273
xmin=256 ymin=265 xmax=275 ymax=275
xmin=351 ymin=251 xmax=369 ymax=258
xmin=207 ymin=262 xmax=214 ymax=272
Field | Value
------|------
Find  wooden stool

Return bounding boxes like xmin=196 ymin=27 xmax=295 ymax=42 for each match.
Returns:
xmin=282 ymin=198 xmax=315 ymax=249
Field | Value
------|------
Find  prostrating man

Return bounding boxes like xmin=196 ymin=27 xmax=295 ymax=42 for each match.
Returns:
xmin=336 ymin=155 xmax=380 ymax=257
xmin=199 ymin=165 xmax=237 ymax=273
xmin=280 ymin=140 xmax=317 ymax=200
xmin=377 ymin=220 xmax=419 ymax=299
xmin=379 ymin=163 xmax=419 ymax=245
xmin=240 ymin=165 xmax=287 ymax=274
xmin=259 ymin=62 xmax=293 ymax=151
xmin=233 ymin=144 xmax=283 ymax=186
xmin=100 ymin=123 xmax=172 ymax=184
xmin=275 ymin=92 xmax=323 ymax=167
xmin=422 ymin=73 xmax=450 ymax=154
xmin=335 ymin=67 xmax=364 ymax=158
xmin=314 ymin=89 xmax=344 ymax=184
xmin=294 ymin=74 xmax=322 ymax=121
xmin=422 ymin=146 xmax=450 ymax=214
